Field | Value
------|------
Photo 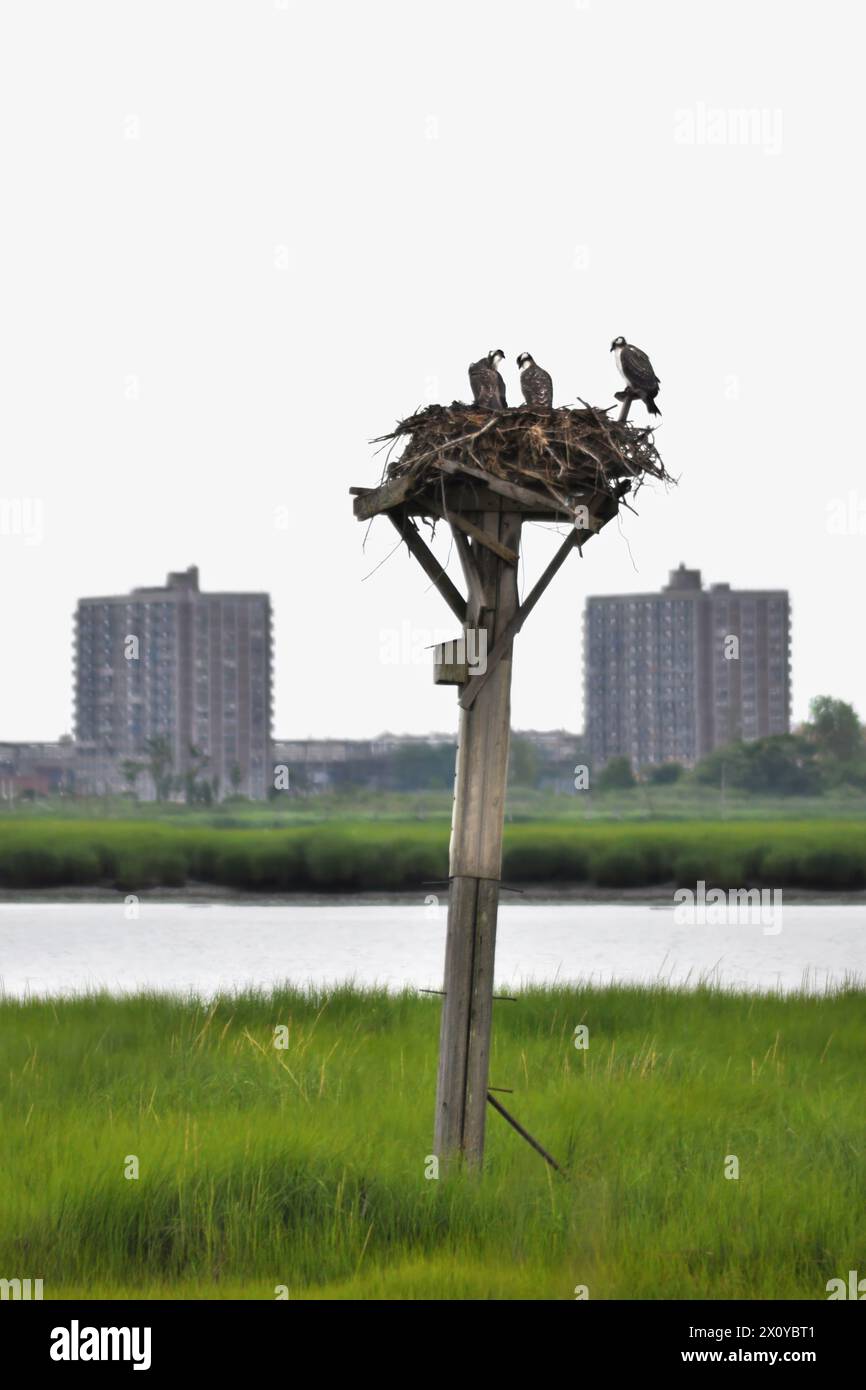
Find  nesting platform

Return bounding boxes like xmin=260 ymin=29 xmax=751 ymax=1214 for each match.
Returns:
xmin=350 ymin=400 xmax=670 ymax=1169
xmin=352 ymin=401 xmax=668 ymax=533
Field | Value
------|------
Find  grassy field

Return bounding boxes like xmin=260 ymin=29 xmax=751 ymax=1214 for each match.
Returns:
xmin=1 ymin=816 xmax=866 ymax=890
xmin=1 ymin=984 xmax=863 ymax=1300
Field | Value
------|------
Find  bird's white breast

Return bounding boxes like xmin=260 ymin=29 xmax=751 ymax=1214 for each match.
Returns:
xmin=614 ymin=345 xmax=626 ymax=379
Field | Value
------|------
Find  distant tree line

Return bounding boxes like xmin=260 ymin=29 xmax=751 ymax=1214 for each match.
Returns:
xmin=112 ymin=697 xmax=865 ymax=801
xmin=598 ymin=696 xmax=866 ymax=796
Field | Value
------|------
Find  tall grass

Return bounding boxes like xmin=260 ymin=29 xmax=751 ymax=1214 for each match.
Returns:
xmin=1 ymin=817 xmax=866 ymax=890
xmin=1 ymin=984 xmax=863 ymax=1299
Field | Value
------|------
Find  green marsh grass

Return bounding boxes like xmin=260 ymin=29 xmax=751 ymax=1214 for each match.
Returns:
xmin=2 ymin=817 xmax=866 ymax=891
xmin=1 ymin=984 xmax=864 ymax=1299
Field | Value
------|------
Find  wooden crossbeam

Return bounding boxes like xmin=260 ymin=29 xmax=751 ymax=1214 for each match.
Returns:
xmin=424 ymin=497 xmax=518 ymax=565
xmin=386 ymin=511 xmax=467 ymax=623
xmin=432 ymin=459 xmax=573 ymax=516
xmin=353 ymin=474 xmax=414 ymax=520
xmin=451 ymin=526 xmax=489 ymax=614
xmin=406 ymin=488 xmax=558 ymax=521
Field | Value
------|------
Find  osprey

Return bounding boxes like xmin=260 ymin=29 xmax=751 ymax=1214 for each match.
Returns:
xmin=468 ymin=349 xmax=507 ymax=410
xmin=610 ymin=336 xmax=661 ymax=416
xmin=517 ymin=352 xmax=553 ymax=408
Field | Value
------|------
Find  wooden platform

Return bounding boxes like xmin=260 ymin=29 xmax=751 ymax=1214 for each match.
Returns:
xmin=351 ymin=462 xmax=627 ymax=529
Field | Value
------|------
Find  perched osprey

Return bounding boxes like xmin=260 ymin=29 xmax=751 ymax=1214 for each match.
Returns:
xmin=517 ymin=352 xmax=553 ymax=408
xmin=610 ymin=336 xmax=661 ymax=415
xmin=468 ymin=349 xmax=507 ymax=410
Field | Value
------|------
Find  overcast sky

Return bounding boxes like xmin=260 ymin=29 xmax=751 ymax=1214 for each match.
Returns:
xmin=1 ymin=0 xmax=863 ymax=742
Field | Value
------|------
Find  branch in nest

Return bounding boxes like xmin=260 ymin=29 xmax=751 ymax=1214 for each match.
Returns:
xmin=376 ymin=403 xmax=671 ymax=507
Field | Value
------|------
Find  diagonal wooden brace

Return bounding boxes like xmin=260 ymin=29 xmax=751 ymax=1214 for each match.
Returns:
xmin=424 ymin=497 xmax=519 ymax=565
xmin=387 ymin=510 xmax=467 ymax=624
xmin=458 ymin=527 xmax=582 ymax=711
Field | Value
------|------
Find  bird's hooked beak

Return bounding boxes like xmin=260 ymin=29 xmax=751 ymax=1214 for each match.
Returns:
xmin=609 ymin=343 xmax=615 ymax=352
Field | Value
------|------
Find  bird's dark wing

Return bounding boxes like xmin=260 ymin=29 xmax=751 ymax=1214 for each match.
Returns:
xmin=495 ymin=368 xmax=507 ymax=408
xmin=469 ymin=359 xmax=495 ymax=406
xmin=622 ymin=344 xmax=660 ymax=391
xmin=521 ymin=365 xmax=553 ymax=407
xmin=535 ymin=366 xmax=553 ymax=406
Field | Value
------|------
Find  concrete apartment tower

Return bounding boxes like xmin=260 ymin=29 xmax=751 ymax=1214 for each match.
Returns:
xmin=584 ymin=564 xmax=791 ymax=773
xmin=74 ymin=566 xmax=273 ymax=799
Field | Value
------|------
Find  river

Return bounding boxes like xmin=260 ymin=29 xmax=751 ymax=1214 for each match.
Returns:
xmin=1 ymin=902 xmax=864 ymax=997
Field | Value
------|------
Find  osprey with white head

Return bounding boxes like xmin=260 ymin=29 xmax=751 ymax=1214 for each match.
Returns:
xmin=468 ymin=349 xmax=508 ymax=410
xmin=516 ymin=352 xmax=553 ymax=409
xmin=610 ymin=336 xmax=661 ymax=416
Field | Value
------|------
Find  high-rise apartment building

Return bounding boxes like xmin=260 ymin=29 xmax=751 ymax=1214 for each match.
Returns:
xmin=75 ymin=566 xmax=273 ymax=798
xmin=584 ymin=565 xmax=791 ymax=772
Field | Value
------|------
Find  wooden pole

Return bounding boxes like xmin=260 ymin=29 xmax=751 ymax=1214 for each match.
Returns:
xmin=434 ymin=508 xmax=522 ymax=1167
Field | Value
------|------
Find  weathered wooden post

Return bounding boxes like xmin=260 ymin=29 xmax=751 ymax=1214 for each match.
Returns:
xmin=434 ymin=506 xmax=521 ymax=1164
xmin=352 ymin=401 xmax=667 ymax=1171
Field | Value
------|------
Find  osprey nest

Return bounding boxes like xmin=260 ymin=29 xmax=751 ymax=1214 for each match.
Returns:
xmin=375 ymin=402 xmax=670 ymax=516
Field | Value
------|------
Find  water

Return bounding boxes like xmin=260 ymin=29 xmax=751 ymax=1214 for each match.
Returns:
xmin=1 ymin=903 xmax=864 ymax=998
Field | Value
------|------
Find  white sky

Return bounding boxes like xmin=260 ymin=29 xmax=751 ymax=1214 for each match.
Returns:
xmin=1 ymin=0 xmax=863 ymax=742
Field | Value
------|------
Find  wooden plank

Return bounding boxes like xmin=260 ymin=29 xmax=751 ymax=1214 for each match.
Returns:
xmin=410 ymin=482 xmax=516 ymax=514
xmin=352 ymin=473 xmax=414 ymax=520
xmin=355 ymin=476 xmax=608 ymax=524
xmin=413 ymin=486 xmax=602 ymax=530
xmin=425 ymin=497 xmax=518 ymax=565
xmin=451 ymin=527 xmax=490 ymax=614
xmin=412 ymin=500 xmax=588 ymax=524
xmin=433 ymin=458 xmax=572 ymax=515
xmin=386 ymin=511 xmax=467 ymax=624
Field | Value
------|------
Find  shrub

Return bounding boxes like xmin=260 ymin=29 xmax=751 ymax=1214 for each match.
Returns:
xmin=646 ymin=762 xmax=684 ymax=785
xmin=0 ymin=845 xmax=64 ymax=888
xmin=113 ymin=850 xmax=187 ymax=891
xmin=597 ymin=756 xmax=636 ymax=790
xmin=590 ymin=840 xmax=663 ymax=888
xmin=503 ymin=839 xmax=567 ymax=881
xmin=303 ymin=834 xmax=360 ymax=890
xmin=797 ymin=847 xmax=865 ymax=891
